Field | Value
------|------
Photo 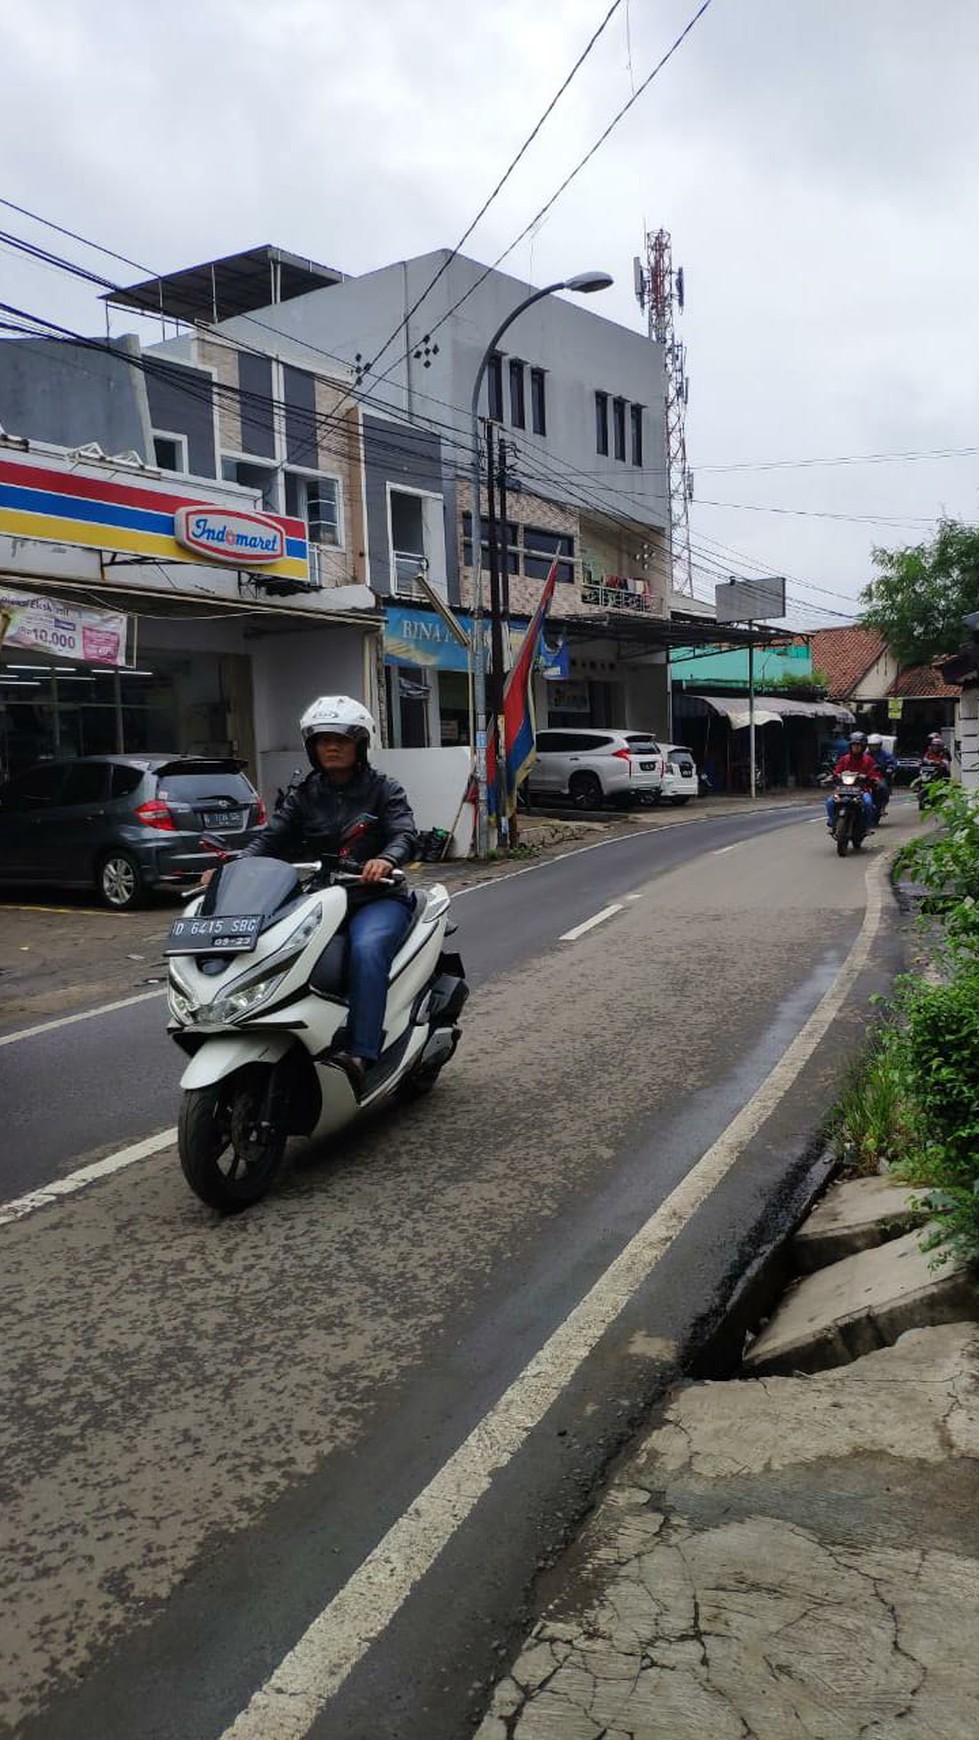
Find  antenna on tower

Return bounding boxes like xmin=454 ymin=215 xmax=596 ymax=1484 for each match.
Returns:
xmin=644 ymin=227 xmax=694 ymax=597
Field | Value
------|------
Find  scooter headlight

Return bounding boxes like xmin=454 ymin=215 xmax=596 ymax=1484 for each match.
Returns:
xmin=187 ymin=902 xmax=324 ymax=1028
xmin=168 ymin=982 xmax=196 ymax=1023
xmin=198 ymin=969 xmax=288 ymax=1028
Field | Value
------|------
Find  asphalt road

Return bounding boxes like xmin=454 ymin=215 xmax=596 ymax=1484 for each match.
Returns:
xmin=5 ymin=805 xmax=811 ymax=1199
xmin=0 ymin=801 xmax=917 ymax=1740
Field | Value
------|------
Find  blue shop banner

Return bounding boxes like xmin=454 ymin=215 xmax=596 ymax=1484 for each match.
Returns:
xmin=385 ymin=602 xmax=534 ymax=672
xmin=538 ymin=636 xmax=569 ymax=680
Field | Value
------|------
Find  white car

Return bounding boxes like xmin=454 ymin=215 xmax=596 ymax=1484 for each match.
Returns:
xmin=529 ymin=729 xmax=667 ymax=809
xmin=659 ymin=744 xmax=700 ymax=806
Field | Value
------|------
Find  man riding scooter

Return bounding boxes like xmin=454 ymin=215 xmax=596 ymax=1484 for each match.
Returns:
xmin=824 ymin=730 xmax=884 ymax=836
xmin=866 ymin=732 xmax=896 ymax=823
xmin=239 ymin=696 xmax=418 ymax=1098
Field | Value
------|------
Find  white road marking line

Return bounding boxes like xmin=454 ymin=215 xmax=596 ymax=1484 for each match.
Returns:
xmin=219 ymin=853 xmax=890 ymax=1740
xmin=558 ymin=903 xmax=624 ymax=942
xmin=625 ymin=891 xmax=645 ymax=901
xmin=0 ymin=1127 xmax=178 ymax=1227
xmin=0 ymin=986 xmax=167 ymax=1048
xmin=712 ymin=843 xmax=738 ymax=855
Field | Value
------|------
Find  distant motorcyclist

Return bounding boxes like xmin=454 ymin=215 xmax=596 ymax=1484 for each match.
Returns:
xmin=824 ymin=731 xmax=882 ymax=830
xmin=922 ymin=732 xmax=951 ymax=768
xmin=867 ymin=733 xmax=896 ymax=820
xmin=867 ymin=733 xmax=897 ymax=781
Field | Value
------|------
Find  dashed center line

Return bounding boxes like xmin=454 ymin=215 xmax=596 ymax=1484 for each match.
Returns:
xmin=559 ymin=903 xmax=624 ymax=942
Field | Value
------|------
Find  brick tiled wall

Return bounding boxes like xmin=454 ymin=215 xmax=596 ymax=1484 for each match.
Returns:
xmin=455 ymin=478 xmax=669 ymax=621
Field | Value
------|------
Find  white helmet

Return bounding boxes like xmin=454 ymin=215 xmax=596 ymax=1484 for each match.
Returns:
xmin=867 ymin=733 xmax=883 ymax=747
xmin=300 ymin=695 xmax=376 ymax=767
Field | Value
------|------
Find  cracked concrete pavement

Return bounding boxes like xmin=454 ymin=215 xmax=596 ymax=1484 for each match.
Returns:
xmin=476 ymin=1324 xmax=979 ymax=1740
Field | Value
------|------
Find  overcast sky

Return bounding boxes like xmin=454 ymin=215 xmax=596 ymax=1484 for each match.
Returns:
xmin=3 ymin=0 xmax=978 ymax=628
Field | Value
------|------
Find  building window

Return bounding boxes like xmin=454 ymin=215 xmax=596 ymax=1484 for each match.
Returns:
xmin=487 ymin=352 xmax=504 ymax=422
xmin=284 ymin=471 xmax=341 ymax=545
xmin=509 ymin=360 xmax=526 ymax=429
xmin=613 ymin=397 xmax=626 ymax=462
xmin=221 ymin=456 xmax=278 ymax=512
xmin=462 ymin=513 xmax=520 ymax=574
xmin=595 ymin=391 xmax=609 ymax=456
xmin=524 ymin=526 xmax=575 ymax=583
xmin=530 ymin=368 xmax=547 ymax=436
xmin=630 ymin=404 xmax=643 ymax=468
xmin=153 ymin=432 xmax=188 ymax=473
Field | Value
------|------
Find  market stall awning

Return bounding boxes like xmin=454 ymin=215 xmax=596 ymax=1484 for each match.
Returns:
xmin=687 ymin=693 xmax=855 ymax=729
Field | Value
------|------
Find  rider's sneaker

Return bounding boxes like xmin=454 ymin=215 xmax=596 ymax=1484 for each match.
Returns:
xmin=332 ymin=1052 xmax=366 ymax=1099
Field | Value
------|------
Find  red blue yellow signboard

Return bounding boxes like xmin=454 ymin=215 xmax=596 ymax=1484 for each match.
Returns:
xmin=0 ymin=452 xmax=308 ymax=584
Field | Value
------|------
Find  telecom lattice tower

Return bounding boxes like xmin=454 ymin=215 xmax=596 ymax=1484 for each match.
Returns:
xmin=635 ymin=228 xmax=694 ymax=597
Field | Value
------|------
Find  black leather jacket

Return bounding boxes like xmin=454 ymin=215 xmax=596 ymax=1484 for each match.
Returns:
xmin=242 ymin=764 xmax=418 ymax=877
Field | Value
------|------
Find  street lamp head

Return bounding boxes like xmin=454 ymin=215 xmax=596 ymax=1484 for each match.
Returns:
xmin=563 ymin=271 xmax=613 ymax=294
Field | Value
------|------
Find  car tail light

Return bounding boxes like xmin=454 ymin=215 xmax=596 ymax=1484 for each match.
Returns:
xmin=613 ymin=748 xmax=633 ymax=764
xmin=134 ymin=799 xmax=175 ymax=831
xmin=255 ymin=797 xmax=267 ymax=825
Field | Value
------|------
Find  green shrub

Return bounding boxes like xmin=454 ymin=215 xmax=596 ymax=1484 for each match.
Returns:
xmin=831 ymin=1023 xmax=925 ymax=1175
xmin=900 ymin=966 xmax=979 ymax=1185
xmin=897 ymin=784 xmax=979 ymax=955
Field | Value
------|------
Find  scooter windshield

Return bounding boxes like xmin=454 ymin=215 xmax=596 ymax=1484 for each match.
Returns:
xmin=203 ymin=857 xmax=300 ymax=917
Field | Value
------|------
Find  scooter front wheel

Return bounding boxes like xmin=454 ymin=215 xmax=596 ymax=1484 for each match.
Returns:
xmin=179 ymin=1071 xmax=286 ymax=1214
xmin=836 ymin=811 xmax=852 ymax=857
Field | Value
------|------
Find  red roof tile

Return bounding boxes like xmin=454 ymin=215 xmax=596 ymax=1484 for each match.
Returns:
xmin=889 ymin=664 xmax=961 ymax=699
xmin=805 ymin=626 xmax=889 ymax=698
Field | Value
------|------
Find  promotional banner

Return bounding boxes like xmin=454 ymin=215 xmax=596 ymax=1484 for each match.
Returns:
xmin=0 ymin=588 xmax=129 ymax=666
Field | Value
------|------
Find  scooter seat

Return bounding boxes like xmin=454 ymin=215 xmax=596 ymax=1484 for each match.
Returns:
xmin=308 ymin=892 xmax=423 ymax=1001
xmin=309 ymin=932 xmax=349 ymax=998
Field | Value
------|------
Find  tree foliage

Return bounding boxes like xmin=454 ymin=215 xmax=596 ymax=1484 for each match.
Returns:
xmin=860 ymin=518 xmax=979 ymax=666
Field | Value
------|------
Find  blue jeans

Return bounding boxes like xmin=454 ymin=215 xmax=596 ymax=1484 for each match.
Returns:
xmin=825 ymin=792 xmax=873 ymax=826
xmin=345 ymin=897 xmax=413 ymax=1062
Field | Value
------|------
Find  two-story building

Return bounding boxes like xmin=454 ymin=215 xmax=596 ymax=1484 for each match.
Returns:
xmin=140 ymin=247 xmax=679 ymax=742
xmin=0 ymin=252 xmax=383 ymax=797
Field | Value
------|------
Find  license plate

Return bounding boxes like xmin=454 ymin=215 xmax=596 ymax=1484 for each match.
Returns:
xmin=640 ymin=761 xmax=658 ymax=772
xmin=202 ymin=808 xmax=244 ymax=829
xmin=165 ymin=913 xmax=262 ymax=954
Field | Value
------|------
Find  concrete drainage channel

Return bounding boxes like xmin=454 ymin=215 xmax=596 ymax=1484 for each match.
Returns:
xmin=476 ymin=1167 xmax=979 ymax=1740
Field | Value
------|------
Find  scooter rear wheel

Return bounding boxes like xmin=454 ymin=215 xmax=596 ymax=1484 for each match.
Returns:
xmin=179 ymin=1071 xmax=286 ymax=1213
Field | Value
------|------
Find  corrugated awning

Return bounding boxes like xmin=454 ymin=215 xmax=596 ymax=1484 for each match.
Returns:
xmin=688 ymin=694 xmax=855 ymax=728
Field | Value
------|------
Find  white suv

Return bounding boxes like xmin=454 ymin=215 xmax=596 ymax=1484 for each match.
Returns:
xmin=529 ymin=729 xmax=667 ymax=809
xmin=660 ymin=744 xmax=700 ymax=806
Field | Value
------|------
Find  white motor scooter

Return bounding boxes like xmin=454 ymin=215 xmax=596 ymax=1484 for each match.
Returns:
xmin=166 ymin=818 xmax=468 ymax=1212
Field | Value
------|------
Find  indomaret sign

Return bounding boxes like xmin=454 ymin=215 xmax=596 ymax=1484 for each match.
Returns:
xmin=0 ymin=449 xmax=308 ymax=584
xmin=173 ymin=505 xmax=285 ymax=564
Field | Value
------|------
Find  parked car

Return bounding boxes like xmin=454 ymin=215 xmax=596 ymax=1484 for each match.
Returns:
xmin=660 ymin=744 xmax=701 ymax=806
xmin=528 ymin=729 xmax=667 ymax=809
xmin=0 ymin=755 xmax=265 ymax=909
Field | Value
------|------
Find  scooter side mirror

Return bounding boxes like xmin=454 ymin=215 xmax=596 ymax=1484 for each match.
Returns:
xmin=338 ymin=813 xmax=378 ymax=856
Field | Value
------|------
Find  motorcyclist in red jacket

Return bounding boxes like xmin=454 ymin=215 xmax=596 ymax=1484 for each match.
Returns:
xmin=825 ymin=731 xmax=883 ymax=829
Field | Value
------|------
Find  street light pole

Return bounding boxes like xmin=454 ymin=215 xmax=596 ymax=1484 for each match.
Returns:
xmin=469 ymin=271 xmax=613 ymax=856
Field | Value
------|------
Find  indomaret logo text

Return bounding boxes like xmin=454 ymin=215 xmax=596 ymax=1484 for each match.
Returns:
xmin=174 ymin=505 xmax=286 ymax=565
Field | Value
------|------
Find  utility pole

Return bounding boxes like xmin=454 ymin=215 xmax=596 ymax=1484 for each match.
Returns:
xmin=497 ymin=437 xmax=519 ymax=843
xmin=469 ymin=273 xmax=612 ymax=856
xmin=486 ymin=422 xmax=509 ymax=843
xmin=748 ymin=628 xmax=756 ymax=800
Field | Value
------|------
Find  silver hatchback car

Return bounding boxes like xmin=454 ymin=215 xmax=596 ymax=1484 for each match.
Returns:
xmin=529 ymin=729 xmax=667 ymax=809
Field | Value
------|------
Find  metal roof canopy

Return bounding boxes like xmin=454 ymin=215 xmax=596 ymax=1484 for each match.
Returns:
xmin=0 ymin=572 xmax=382 ymax=634
xmin=547 ymin=611 xmax=787 ymax=653
xmin=682 ymin=692 xmax=855 ymax=724
xmin=103 ymin=245 xmax=346 ymax=324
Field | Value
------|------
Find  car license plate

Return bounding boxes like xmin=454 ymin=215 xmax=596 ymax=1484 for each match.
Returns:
xmin=202 ymin=808 xmax=244 ymax=829
xmin=165 ymin=913 xmax=262 ymax=954
xmin=640 ymin=761 xmax=657 ymax=772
